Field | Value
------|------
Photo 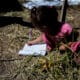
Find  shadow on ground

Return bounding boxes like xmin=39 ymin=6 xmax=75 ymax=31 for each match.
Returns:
xmin=0 ymin=16 xmax=33 ymax=28
xmin=0 ymin=0 xmax=23 ymax=12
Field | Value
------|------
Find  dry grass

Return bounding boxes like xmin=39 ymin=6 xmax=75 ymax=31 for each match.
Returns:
xmin=0 ymin=1 xmax=80 ymax=80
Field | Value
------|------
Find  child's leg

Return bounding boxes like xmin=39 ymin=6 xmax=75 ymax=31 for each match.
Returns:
xmin=68 ymin=41 xmax=80 ymax=53
xmin=59 ymin=41 xmax=80 ymax=53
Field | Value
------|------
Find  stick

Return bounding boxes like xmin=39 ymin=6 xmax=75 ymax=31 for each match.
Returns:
xmin=60 ymin=0 xmax=68 ymax=22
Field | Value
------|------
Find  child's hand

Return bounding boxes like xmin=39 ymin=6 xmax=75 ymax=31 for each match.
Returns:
xmin=59 ymin=44 xmax=66 ymax=51
xmin=27 ymin=36 xmax=42 ymax=45
xmin=27 ymin=41 xmax=34 ymax=45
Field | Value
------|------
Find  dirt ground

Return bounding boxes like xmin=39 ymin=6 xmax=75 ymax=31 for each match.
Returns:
xmin=0 ymin=4 xmax=80 ymax=80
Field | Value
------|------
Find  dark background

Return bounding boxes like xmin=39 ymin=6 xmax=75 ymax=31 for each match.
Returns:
xmin=0 ymin=0 xmax=23 ymax=12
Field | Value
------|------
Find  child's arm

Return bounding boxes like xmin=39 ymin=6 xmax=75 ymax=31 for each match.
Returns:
xmin=27 ymin=35 xmax=43 ymax=45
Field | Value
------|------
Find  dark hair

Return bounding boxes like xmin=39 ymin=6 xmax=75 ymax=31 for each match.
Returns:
xmin=31 ymin=6 xmax=60 ymax=35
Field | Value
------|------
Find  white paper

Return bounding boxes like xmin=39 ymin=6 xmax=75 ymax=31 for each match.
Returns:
xmin=18 ymin=44 xmax=47 ymax=56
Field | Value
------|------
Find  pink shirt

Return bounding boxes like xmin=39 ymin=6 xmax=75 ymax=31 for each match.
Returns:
xmin=42 ymin=23 xmax=80 ymax=52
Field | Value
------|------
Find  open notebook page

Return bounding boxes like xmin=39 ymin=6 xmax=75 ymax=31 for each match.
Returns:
xmin=18 ymin=44 xmax=47 ymax=56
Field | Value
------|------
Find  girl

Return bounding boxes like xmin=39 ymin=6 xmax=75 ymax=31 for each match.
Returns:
xmin=27 ymin=6 xmax=80 ymax=53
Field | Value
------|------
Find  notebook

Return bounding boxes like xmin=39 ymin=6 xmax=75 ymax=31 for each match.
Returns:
xmin=18 ymin=44 xmax=47 ymax=56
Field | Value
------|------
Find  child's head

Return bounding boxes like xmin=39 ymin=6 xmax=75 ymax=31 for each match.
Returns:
xmin=31 ymin=6 xmax=59 ymax=33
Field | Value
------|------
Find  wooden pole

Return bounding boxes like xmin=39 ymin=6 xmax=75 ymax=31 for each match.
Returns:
xmin=60 ymin=0 xmax=68 ymax=22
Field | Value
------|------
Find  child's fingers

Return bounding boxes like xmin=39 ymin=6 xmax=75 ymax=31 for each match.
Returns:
xmin=27 ymin=41 xmax=33 ymax=45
